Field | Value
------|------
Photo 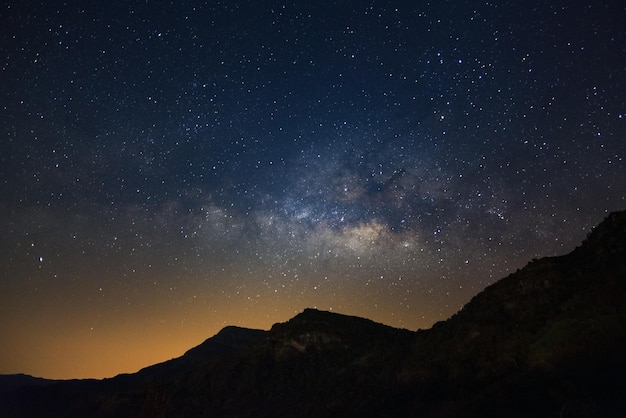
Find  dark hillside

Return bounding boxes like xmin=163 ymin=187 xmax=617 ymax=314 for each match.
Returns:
xmin=401 ymin=211 xmax=626 ymax=416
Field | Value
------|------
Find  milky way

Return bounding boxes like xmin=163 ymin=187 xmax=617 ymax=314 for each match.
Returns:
xmin=1 ymin=1 xmax=625 ymax=378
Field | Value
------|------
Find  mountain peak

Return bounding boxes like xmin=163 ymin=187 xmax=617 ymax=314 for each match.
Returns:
xmin=268 ymin=308 xmax=412 ymax=356
xmin=182 ymin=326 xmax=266 ymax=361
xmin=272 ymin=307 xmax=401 ymax=335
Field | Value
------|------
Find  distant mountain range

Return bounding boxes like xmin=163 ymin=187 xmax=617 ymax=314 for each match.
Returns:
xmin=2 ymin=211 xmax=625 ymax=417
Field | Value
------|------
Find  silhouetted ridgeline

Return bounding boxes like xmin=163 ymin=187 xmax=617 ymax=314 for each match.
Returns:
xmin=1 ymin=211 xmax=625 ymax=417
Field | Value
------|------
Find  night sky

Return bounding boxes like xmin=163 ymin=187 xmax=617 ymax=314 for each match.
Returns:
xmin=1 ymin=1 xmax=625 ymax=379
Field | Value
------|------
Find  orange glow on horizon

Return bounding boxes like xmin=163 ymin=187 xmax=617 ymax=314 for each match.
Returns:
xmin=0 ymin=284 xmax=458 ymax=379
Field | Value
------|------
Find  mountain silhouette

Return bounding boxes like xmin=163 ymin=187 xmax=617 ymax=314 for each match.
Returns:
xmin=1 ymin=211 xmax=625 ymax=417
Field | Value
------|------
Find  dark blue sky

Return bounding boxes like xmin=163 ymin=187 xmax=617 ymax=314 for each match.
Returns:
xmin=1 ymin=0 xmax=625 ymax=379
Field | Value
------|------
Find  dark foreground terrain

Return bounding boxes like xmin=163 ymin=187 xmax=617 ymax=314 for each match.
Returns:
xmin=2 ymin=211 xmax=625 ymax=417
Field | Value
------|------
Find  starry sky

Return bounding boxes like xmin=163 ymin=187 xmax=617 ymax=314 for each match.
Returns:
xmin=1 ymin=0 xmax=625 ymax=379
